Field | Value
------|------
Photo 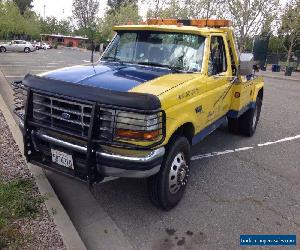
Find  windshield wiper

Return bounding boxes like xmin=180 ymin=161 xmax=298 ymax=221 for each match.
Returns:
xmin=101 ymin=56 xmax=121 ymax=62
xmin=137 ymin=61 xmax=183 ymax=73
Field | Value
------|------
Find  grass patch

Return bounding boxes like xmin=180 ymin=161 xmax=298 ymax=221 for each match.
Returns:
xmin=0 ymin=178 xmax=45 ymax=248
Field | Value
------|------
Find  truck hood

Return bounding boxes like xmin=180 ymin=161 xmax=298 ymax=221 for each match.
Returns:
xmin=40 ymin=62 xmax=201 ymax=96
xmin=40 ymin=62 xmax=171 ymax=93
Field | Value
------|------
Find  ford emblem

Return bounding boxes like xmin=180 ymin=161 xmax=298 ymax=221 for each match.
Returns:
xmin=61 ymin=112 xmax=71 ymax=120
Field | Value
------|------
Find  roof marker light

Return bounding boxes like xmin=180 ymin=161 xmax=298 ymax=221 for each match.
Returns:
xmin=145 ymin=19 xmax=231 ymax=28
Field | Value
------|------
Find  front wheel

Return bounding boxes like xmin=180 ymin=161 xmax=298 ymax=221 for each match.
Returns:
xmin=0 ymin=46 xmax=6 ymax=53
xmin=147 ymin=136 xmax=190 ymax=210
xmin=24 ymin=47 xmax=30 ymax=53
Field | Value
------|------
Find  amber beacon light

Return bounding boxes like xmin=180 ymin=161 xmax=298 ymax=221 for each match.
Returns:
xmin=146 ymin=19 xmax=232 ymax=28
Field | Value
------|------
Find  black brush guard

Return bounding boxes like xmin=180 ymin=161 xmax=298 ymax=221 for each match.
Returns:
xmin=12 ymin=75 xmax=166 ymax=186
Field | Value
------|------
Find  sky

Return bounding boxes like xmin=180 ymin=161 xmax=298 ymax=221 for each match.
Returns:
xmin=32 ymin=0 xmax=286 ymax=21
xmin=32 ymin=0 xmax=108 ymax=20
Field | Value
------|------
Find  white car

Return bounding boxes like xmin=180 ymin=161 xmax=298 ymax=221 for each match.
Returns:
xmin=34 ymin=42 xmax=42 ymax=50
xmin=42 ymin=43 xmax=52 ymax=50
xmin=0 ymin=40 xmax=35 ymax=53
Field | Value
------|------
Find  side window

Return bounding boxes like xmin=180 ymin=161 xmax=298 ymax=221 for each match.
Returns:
xmin=208 ymin=36 xmax=227 ymax=76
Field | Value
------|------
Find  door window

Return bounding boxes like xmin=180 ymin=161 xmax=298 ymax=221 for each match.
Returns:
xmin=208 ymin=36 xmax=227 ymax=76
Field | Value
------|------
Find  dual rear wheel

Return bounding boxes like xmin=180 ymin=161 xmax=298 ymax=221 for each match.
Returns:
xmin=228 ymin=95 xmax=262 ymax=137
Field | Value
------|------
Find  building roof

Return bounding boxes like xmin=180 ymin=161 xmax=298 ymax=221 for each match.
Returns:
xmin=40 ymin=34 xmax=88 ymax=40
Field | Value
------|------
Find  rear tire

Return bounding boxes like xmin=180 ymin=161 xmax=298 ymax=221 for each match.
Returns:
xmin=239 ymin=96 xmax=262 ymax=137
xmin=0 ymin=46 xmax=6 ymax=53
xmin=147 ymin=136 xmax=190 ymax=210
xmin=24 ymin=47 xmax=30 ymax=53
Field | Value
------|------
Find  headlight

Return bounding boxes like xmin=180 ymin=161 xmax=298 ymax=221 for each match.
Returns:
xmin=99 ymin=108 xmax=162 ymax=142
xmin=115 ymin=112 xmax=160 ymax=141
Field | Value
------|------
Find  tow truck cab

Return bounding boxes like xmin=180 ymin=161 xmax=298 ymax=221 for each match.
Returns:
xmin=14 ymin=19 xmax=264 ymax=210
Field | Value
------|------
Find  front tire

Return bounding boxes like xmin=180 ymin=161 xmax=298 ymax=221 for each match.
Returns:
xmin=24 ymin=47 xmax=30 ymax=53
xmin=0 ymin=46 xmax=6 ymax=53
xmin=147 ymin=136 xmax=190 ymax=210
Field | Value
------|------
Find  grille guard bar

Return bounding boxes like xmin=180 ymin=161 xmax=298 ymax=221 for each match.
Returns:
xmin=14 ymin=77 xmax=166 ymax=185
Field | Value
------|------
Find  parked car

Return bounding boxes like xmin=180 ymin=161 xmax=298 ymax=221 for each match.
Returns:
xmin=13 ymin=19 xmax=264 ymax=210
xmin=34 ymin=42 xmax=42 ymax=50
xmin=0 ymin=40 xmax=35 ymax=53
xmin=42 ymin=43 xmax=52 ymax=50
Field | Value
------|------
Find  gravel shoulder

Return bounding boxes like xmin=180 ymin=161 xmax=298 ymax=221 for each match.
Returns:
xmin=0 ymin=111 xmax=65 ymax=249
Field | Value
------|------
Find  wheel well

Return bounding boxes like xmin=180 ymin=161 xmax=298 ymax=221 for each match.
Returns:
xmin=169 ymin=123 xmax=195 ymax=145
xmin=258 ymin=88 xmax=264 ymax=100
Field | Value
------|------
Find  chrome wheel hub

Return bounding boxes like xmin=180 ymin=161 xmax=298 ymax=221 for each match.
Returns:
xmin=169 ymin=152 xmax=189 ymax=194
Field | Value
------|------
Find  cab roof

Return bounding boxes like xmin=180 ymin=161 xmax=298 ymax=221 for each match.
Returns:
xmin=113 ymin=18 xmax=231 ymax=36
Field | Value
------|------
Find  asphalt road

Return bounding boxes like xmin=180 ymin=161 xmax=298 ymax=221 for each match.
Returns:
xmin=0 ymin=49 xmax=299 ymax=250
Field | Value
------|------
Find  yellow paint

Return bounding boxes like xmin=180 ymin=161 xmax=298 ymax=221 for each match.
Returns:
xmin=112 ymin=24 xmax=264 ymax=150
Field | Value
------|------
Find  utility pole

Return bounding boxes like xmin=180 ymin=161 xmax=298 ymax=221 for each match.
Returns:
xmin=43 ymin=5 xmax=46 ymax=20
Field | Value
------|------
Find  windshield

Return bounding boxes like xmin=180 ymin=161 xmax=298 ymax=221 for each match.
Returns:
xmin=101 ymin=31 xmax=206 ymax=72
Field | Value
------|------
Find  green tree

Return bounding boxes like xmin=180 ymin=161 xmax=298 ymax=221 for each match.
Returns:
xmin=224 ymin=0 xmax=279 ymax=52
xmin=57 ymin=19 xmax=74 ymax=35
xmin=268 ymin=35 xmax=284 ymax=54
xmin=0 ymin=1 xmax=40 ymax=40
xmin=72 ymin=0 xmax=100 ymax=29
xmin=13 ymin=0 xmax=33 ymax=15
xmin=279 ymin=0 xmax=300 ymax=65
xmin=40 ymin=16 xmax=73 ymax=35
xmin=185 ymin=0 xmax=225 ymax=19
xmin=0 ymin=1 xmax=24 ymax=39
xmin=99 ymin=2 xmax=141 ymax=42
xmin=107 ymin=0 xmax=137 ymax=10
xmin=145 ymin=0 xmax=224 ymax=19
xmin=40 ymin=17 xmax=58 ymax=34
xmin=146 ymin=0 xmax=189 ymax=19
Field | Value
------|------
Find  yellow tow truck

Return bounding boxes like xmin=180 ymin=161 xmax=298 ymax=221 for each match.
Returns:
xmin=14 ymin=19 xmax=264 ymax=210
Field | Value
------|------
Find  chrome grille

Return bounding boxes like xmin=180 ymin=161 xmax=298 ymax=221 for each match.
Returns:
xmin=32 ymin=93 xmax=92 ymax=137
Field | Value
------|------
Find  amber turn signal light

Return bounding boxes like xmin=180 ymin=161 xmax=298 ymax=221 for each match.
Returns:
xmin=116 ymin=129 xmax=159 ymax=141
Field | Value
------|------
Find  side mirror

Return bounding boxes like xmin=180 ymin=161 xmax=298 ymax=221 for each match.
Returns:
xmin=239 ymin=53 xmax=254 ymax=76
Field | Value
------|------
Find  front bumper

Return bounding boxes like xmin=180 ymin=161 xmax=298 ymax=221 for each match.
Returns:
xmin=22 ymin=121 xmax=165 ymax=179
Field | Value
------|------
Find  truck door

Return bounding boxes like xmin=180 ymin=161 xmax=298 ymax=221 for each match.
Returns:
xmin=205 ymin=34 xmax=232 ymax=125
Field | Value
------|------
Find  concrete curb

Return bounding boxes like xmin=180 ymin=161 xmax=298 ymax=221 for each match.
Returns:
xmin=0 ymin=74 xmax=87 ymax=250
xmin=258 ymin=73 xmax=300 ymax=82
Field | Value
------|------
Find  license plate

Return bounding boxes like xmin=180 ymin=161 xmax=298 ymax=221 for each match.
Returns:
xmin=51 ymin=149 xmax=74 ymax=169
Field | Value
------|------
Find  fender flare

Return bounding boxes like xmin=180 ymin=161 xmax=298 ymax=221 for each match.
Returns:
xmin=253 ymin=83 xmax=264 ymax=102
